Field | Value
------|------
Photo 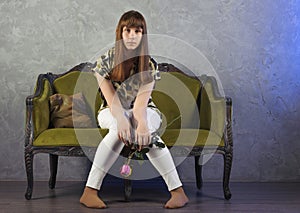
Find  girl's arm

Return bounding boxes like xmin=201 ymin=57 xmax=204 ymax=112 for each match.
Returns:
xmin=94 ymin=72 xmax=131 ymax=144
xmin=132 ymin=81 xmax=155 ymax=149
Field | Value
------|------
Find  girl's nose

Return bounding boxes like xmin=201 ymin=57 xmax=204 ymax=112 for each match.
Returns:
xmin=129 ymin=30 xmax=136 ymax=38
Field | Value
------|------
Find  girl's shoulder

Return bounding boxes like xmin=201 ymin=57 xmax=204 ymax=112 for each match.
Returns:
xmin=96 ymin=47 xmax=115 ymax=63
xmin=92 ymin=47 xmax=115 ymax=78
xmin=149 ymin=57 xmax=158 ymax=71
xmin=107 ymin=47 xmax=115 ymax=57
xmin=101 ymin=47 xmax=115 ymax=62
xmin=149 ymin=57 xmax=160 ymax=81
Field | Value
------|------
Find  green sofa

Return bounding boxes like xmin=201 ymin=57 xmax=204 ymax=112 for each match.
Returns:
xmin=24 ymin=62 xmax=233 ymax=200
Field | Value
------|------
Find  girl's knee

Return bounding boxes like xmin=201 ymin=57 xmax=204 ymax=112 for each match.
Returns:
xmin=97 ymin=109 xmax=117 ymax=130
xmin=147 ymin=108 xmax=162 ymax=132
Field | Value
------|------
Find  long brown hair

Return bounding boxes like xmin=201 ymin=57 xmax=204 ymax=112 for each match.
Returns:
xmin=111 ymin=10 xmax=152 ymax=83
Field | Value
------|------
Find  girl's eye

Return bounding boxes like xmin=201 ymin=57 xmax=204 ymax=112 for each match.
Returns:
xmin=123 ymin=28 xmax=142 ymax=34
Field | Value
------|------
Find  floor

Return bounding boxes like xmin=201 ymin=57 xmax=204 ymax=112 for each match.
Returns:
xmin=0 ymin=179 xmax=299 ymax=213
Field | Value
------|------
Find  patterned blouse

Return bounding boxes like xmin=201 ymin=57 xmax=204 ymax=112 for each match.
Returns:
xmin=92 ymin=47 xmax=161 ymax=112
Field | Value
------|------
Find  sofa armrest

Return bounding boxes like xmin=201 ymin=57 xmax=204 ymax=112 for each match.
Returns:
xmin=25 ymin=74 xmax=53 ymax=147
xmin=224 ymin=96 xmax=233 ymax=149
xmin=209 ymin=97 xmax=226 ymax=138
xmin=198 ymin=75 xmax=227 ymax=140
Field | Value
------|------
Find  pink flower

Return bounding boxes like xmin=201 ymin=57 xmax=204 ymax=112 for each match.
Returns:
xmin=120 ymin=164 xmax=132 ymax=177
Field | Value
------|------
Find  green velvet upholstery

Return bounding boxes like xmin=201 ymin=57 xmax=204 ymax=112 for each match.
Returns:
xmin=33 ymin=128 xmax=223 ymax=147
xmin=162 ymin=129 xmax=224 ymax=147
xmin=152 ymin=72 xmax=201 ymax=129
xmin=33 ymin=128 xmax=108 ymax=147
xmin=32 ymin=79 xmax=52 ymax=138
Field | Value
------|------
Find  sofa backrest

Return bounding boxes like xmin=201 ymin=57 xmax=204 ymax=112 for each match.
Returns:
xmin=50 ymin=69 xmax=203 ymax=130
xmin=40 ymin=63 xmax=225 ymax=136
xmin=152 ymin=72 xmax=202 ymax=129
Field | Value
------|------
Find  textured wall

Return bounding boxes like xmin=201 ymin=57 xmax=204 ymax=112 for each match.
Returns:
xmin=0 ymin=0 xmax=299 ymax=182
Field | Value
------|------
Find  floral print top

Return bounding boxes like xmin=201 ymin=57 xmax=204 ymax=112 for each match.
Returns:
xmin=92 ymin=47 xmax=161 ymax=112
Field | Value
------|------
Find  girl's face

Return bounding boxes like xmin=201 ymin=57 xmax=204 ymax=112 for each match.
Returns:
xmin=122 ymin=26 xmax=143 ymax=50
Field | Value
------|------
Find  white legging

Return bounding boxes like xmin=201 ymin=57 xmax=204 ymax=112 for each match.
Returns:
xmin=86 ymin=107 xmax=182 ymax=191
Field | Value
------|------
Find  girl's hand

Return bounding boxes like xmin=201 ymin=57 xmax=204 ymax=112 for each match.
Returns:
xmin=135 ymin=122 xmax=151 ymax=151
xmin=116 ymin=114 xmax=132 ymax=146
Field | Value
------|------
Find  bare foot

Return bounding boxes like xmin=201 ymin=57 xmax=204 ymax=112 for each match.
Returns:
xmin=164 ymin=187 xmax=189 ymax=209
xmin=80 ymin=187 xmax=107 ymax=209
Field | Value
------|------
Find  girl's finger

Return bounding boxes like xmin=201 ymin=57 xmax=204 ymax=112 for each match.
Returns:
xmin=138 ymin=135 xmax=143 ymax=146
xmin=134 ymin=132 xmax=137 ymax=144
xmin=142 ymin=135 xmax=147 ymax=146
xmin=126 ymin=130 xmax=131 ymax=144
xmin=118 ymin=132 xmax=122 ymax=141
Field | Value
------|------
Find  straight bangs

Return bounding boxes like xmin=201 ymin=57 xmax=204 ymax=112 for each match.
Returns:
xmin=121 ymin=18 xmax=144 ymax=31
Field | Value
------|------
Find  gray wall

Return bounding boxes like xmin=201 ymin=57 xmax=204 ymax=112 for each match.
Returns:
xmin=1 ymin=0 xmax=299 ymax=182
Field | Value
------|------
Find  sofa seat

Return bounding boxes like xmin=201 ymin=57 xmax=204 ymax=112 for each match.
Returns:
xmin=33 ymin=128 xmax=223 ymax=147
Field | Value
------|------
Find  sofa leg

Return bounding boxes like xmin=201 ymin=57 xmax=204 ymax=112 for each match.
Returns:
xmin=24 ymin=152 xmax=34 ymax=200
xmin=194 ymin=155 xmax=203 ymax=190
xmin=49 ymin=154 xmax=58 ymax=189
xmin=223 ymin=152 xmax=232 ymax=200
xmin=124 ymin=179 xmax=132 ymax=201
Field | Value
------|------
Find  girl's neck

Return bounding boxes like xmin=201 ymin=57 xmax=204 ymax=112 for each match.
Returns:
xmin=124 ymin=49 xmax=138 ymax=60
